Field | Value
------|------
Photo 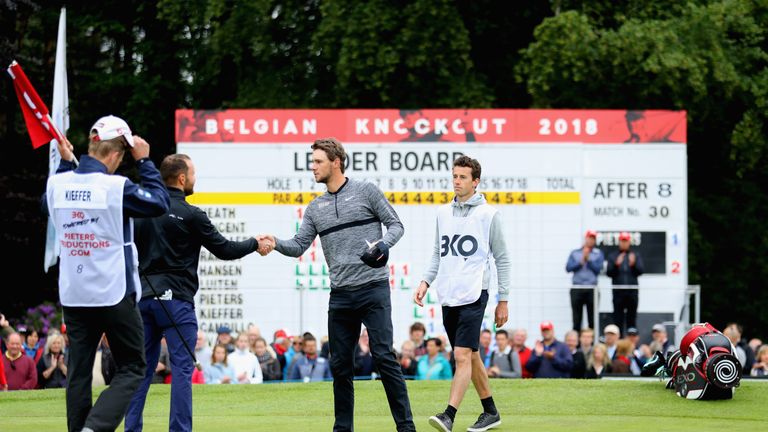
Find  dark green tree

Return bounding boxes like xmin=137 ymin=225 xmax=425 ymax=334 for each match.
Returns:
xmin=517 ymin=0 xmax=768 ymax=334
xmin=313 ymin=0 xmax=491 ymax=107
xmin=1 ymin=0 xmax=765 ymax=339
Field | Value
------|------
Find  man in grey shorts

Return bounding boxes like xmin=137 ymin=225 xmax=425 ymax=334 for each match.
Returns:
xmin=259 ymin=138 xmax=415 ymax=432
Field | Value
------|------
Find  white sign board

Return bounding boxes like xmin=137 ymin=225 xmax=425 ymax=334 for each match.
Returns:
xmin=176 ymin=109 xmax=687 ymax=346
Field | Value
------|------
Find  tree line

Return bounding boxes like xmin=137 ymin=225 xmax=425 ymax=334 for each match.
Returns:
xmin=1 ymin=0 xmax=765 ymax=338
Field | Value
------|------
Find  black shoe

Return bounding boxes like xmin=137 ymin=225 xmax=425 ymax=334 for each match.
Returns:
xmin=429 ymin=413 xmax=453 ymax=432
xmin=641 ymin=351 xmax=667 ymax=377
xmin=467 ymin=412 xmax=501 ymax=432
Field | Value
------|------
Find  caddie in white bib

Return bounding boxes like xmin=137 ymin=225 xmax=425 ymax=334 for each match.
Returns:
xmin=432 ymin=203 xmax=497 ymax=307
xmin=47 ymin=171 xmax=140 ymax=306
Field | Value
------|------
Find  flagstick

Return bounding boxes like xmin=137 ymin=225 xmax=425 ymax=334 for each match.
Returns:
xmin=46 ymin=113 xmax=78 ymax=166
xmin=46 ymin=113 xmax=65 ymax=142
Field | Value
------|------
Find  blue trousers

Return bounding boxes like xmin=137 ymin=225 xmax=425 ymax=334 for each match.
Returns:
xmin=125 ymin=298 xmax=198 ymax=432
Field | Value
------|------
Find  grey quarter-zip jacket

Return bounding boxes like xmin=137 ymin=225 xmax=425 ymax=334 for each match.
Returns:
xmin=275 ymin=178 xmax=404 ymax=290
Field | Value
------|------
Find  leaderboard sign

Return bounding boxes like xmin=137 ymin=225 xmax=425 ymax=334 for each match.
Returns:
xmin=176 ymin=109 xmax=687 ymax=344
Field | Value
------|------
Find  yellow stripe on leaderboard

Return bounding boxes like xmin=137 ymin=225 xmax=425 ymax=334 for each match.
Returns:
xmin=188 ymin=191 xmax=580 ymax=205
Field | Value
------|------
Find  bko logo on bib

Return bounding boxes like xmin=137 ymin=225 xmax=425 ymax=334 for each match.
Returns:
xmin=440 ymin=235 xmax=478 ymax=258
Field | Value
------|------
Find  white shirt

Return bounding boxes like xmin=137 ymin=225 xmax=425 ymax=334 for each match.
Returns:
xmin=196 ymin=346 xmax=212 ymax=369
xmin=228 ymin=349 xmax=263 ymax=384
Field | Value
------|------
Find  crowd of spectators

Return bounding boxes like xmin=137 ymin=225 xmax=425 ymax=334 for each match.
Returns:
xmin=2 ymin=312 xmax=766 ymax=391
xmin=398 ymin=321 xmax=766 ymax=381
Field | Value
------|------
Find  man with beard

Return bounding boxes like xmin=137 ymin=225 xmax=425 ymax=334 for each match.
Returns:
xmin=125 ymin=154 xmax=268 ymax=432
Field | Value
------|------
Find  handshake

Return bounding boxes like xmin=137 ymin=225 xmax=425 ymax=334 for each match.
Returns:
xmin=255 ymin=234 xmax=276 ymax=256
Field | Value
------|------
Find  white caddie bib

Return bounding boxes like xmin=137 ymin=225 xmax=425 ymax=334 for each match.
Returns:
xmin=46 ymin=171 xmax=138 ymax=306
xmin=432 ymin=202 xmax=496 ymax=307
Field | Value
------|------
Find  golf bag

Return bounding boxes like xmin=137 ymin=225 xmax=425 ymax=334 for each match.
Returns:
xmin=642 ymin=323 xmax=741 ymax=400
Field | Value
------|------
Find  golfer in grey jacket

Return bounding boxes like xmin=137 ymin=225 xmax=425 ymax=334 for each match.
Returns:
xmin=258 ymin=138 xmax=415 ymax=432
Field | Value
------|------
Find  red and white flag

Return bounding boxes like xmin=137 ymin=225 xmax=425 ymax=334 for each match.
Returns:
xmin=7 ymin=60 xmax=64 ymax=149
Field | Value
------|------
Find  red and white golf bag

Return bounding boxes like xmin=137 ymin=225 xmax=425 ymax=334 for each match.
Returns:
xmin=663 ymin=323 xmax=742 ymax=400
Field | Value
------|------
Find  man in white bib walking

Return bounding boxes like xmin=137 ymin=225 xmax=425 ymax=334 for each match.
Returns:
xmin=414 ymin=156 xmax=511 ymax=432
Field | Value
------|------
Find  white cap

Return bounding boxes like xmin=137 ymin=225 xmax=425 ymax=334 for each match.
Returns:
xmin=603 ymin=324 xmax=620 ymax=336
xmin=91 ymin=115 xmax=134 ymax=147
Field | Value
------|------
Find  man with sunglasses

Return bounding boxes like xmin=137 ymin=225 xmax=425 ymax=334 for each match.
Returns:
xmin=44 ymin=116 xmax=169 ymax=432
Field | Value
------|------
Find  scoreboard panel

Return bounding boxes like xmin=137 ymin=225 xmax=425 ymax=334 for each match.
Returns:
xmin=176 ymin=109 xmax=687 ymax=345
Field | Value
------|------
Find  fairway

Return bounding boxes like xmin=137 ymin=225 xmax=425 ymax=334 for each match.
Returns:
xmin=1 ymin=379 xmax=767 ymax=431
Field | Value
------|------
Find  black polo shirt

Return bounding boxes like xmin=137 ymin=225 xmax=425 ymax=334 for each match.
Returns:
xmin=135 ymin=187 xmax=258 ymax=303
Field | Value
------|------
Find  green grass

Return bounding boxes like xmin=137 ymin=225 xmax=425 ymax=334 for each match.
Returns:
xmin=1 ymin=379 xmax=767 ymax=431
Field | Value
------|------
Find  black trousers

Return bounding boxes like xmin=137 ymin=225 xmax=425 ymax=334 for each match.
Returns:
xmin=570 ymin=287 xmax=596 ymax=331
xmin=328 ymin=280 xmax=415 ymax=432
xmin=612 ymin=288 xmax=638 ymax=336
xmin=63 ymin=294 xmax=146 ymax=432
